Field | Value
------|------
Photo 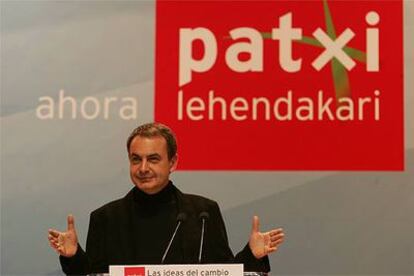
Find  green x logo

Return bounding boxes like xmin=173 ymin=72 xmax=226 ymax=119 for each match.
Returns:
xmin=261 ymin=0 xmax=366 ymax=102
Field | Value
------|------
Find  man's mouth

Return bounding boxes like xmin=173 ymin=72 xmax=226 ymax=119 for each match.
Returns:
xmin=137 ymin=176 xmax=154 ymax=182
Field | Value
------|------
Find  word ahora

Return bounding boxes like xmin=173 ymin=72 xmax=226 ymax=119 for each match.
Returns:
xmin=36 ymin=90 xmax=137 ymax=120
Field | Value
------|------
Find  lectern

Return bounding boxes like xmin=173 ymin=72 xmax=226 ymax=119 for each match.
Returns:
xmin=109 ymin=264 xmax=245 ymax=276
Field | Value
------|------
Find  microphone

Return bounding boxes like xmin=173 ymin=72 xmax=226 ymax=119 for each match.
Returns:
xmin=161 ymin=212 xmax=187 ymax=264
xmin=198 ymin=211 xmax=210 ymax=263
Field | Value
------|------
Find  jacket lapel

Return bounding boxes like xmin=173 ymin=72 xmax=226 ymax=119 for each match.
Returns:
xmin=174 ymin=187 xmax=200 ymax=263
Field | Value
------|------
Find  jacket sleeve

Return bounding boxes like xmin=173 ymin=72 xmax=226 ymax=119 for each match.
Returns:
xmin=235 ymin=244 xmax=270 ymax=273
xmin=59 ymin=210 xmax=108 ymax=275
xmin=59 ymin=244 xmax=89 ymax=275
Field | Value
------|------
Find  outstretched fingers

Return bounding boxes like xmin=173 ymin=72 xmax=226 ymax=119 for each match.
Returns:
xmin=264 ymin=228 xmax=284 ymax=252
xmin=48 ymin=228 xmax=60 ymax=238
xmin=269 ymin=228 xmax=284 ymax=239
xmin=48 ymin=229 xmax=64 ymax=253
xmin=265 ymin=245 xmax=277 ymax=254
xmin=48 ymin=230 xmax=60 ymax=244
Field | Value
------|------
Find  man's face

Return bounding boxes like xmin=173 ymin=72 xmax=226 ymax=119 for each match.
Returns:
xmin=128 ymin=136 xmax=177 ymax=194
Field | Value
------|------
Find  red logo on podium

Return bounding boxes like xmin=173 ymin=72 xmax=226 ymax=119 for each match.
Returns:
xmin=125 ymin=267 xmax=145 ymax=276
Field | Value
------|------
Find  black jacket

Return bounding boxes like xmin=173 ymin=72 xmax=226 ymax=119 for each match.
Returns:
xmin=60 ymin=184 xmax=269 ymax=275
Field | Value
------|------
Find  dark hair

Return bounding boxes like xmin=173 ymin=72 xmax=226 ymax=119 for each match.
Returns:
xmin=126 ymin=122 xmax=177 ymax=160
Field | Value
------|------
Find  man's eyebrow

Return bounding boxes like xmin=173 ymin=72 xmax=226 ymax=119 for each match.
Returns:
xmin=129 ymin=153 xmax=161 ymax=158
xmin=147 ymin=153 xmax=161 ymax=158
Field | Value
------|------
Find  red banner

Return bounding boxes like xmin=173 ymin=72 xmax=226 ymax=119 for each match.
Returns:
xmin=155 ymin=0 xmax=404 ymax=170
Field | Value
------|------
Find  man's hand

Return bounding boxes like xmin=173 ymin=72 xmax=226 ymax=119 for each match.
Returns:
xmin=248 ymin=216 xmax=284 ymax=259
xmin=48 ymin=214 xmax=79 ymax=257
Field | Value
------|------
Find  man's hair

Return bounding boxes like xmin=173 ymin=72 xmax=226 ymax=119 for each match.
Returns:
xmin=126 ymin=122 xmax=177 ymax=160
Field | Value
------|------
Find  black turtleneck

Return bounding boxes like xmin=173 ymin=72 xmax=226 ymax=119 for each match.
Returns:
xmin=132 ymin=182 xmax=182 ymax=264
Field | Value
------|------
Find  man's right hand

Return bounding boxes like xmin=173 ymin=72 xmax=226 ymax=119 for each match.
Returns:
xmin=48 ymin=214 xmax=78 ymax=257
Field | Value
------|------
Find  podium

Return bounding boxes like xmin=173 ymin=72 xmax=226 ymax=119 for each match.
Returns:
xmin=109 ymin=264 xmax=244 ymax=276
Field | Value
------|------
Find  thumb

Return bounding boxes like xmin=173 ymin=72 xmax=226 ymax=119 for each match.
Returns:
xmin=251 ymin=215 xmax=260 ymax=233
xmin=67 ymin=214 xmax=76 ymax=231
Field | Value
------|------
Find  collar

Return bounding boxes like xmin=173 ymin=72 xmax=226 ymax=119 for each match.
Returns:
xmin=132 ymin=181 xmax=176 ymax=205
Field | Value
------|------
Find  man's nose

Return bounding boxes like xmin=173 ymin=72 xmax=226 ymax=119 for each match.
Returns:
xmin=138 ymin=159 xmax=149 ymax=173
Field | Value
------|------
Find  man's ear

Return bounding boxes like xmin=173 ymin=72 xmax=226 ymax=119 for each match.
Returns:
xmin=169 ymin=155 xmax=178 ymax=172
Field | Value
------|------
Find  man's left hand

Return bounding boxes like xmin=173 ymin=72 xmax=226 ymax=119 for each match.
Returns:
xmin=249 ymin=215 xmax=285 ymax=259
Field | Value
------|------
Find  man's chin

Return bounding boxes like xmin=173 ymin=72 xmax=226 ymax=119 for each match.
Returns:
xmin=136 ymin=181 xmax=159 ymax=194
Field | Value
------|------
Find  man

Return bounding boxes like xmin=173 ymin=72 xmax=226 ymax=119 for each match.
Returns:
xmin=48 ymin=123 xmax=285 ymax=275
